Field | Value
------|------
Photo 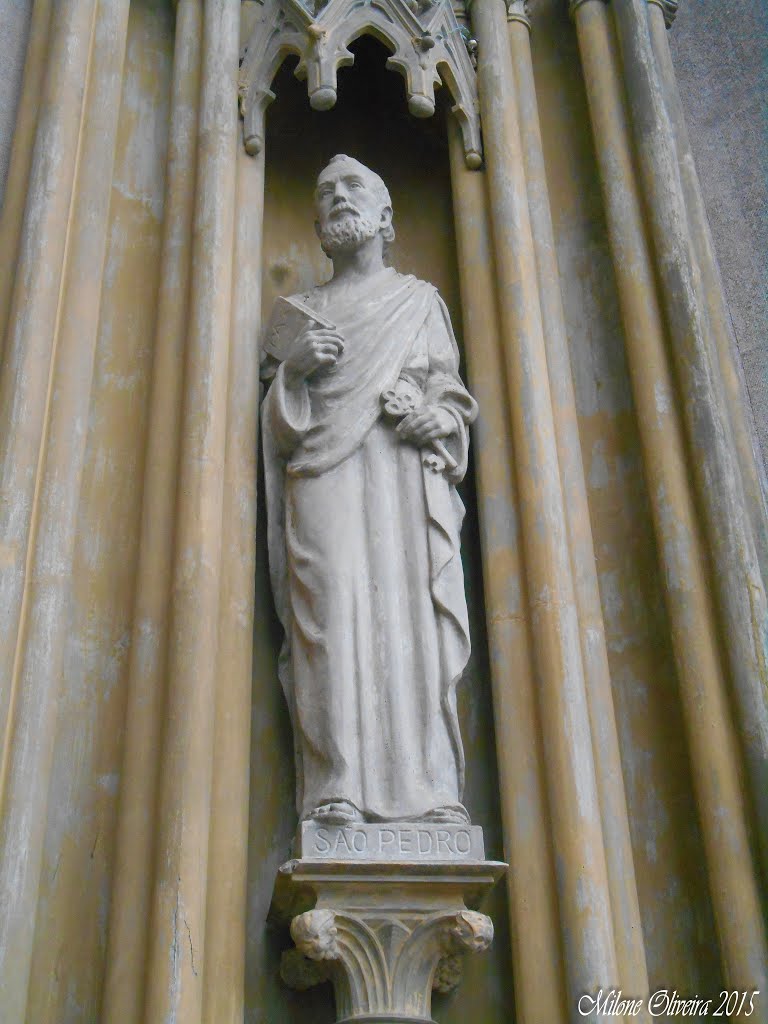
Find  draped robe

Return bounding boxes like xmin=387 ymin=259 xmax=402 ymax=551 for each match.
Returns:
xmin=262 ymin=268 xmax=478 ymax=821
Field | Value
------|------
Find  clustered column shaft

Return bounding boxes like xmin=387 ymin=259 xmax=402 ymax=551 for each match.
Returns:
xmin=101 ymin=1 xmax=204 ymax=1020
xmin=142 ymin=1 xmax=242 ymax=1021
xmin=202 ymin=135 xmax=265 ymax=1024
xmin=469 ymin=0 xmax=622 ymax=1014
xmin=0 ymin=0 xmax=132 ymax=1020
xmin=448 ymin=117 xmax=569 ymax=1024
xmin=612 ymin=0 xmax=768 ymax=887
xmin=571 ymin=0 xmax=768 ymax=1001
xmin=506 ymin=1 xmax=649 ymax=1008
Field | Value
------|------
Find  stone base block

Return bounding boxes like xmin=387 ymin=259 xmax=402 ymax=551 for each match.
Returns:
xmin=297 ymin=820 xmax=486 ymax=862
xmin=271 ymin=852 xmax=506 ymax=1024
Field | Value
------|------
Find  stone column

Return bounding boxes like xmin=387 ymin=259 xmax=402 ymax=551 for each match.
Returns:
xmin=507 ymin=0 xmax=649 ymax=1004
xmin=101 ymin=2 xmax=203 ymax=1020
xmin=447 ymin=117 xmax=568 ymax=1024
xmin=610 ymin=0 xmax=768 ymax=887
xmin=0 ymin=0 xmax=53 ymax=351
xmin=202 ymin=132 xmax=264 ymax=1024
xmin=647 ymin=0 xmax=768 ymax=871
xmin=572 ymin=0 xmax=768 ymax=997
xmin=0 ymin=0 xmax=98 ymax=770
xmin=647 ymin=0 xmax=768 ymax=584
xmin=470 ymin=0 xmax=620 ymax=1009
xmin=0 ymin=0 xmax=131 ymax=1019
xmin=143 ymin=1 xmax=241 ymax=1020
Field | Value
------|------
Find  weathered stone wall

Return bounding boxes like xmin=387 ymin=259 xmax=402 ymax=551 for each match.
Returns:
xmin=0 ymin=1 xmax=765 ymax=1021
xmin=533 ymin=0 xmax=722 ymax=994
xmin=670 ymin=0 xmax=768 ymax=471
xmin=2 ymin=3 xmax=764 ymax=462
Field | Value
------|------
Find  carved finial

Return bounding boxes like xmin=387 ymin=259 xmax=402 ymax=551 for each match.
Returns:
xmin=506 ymin=0 xmax=531 ymax=29
xmin=457 ymin=24 xmax=478 ymax=68
xmin=647 ymin=0 xmax=679 ymax=28
xmin=415 ymin=30 xmax=437 ymax=51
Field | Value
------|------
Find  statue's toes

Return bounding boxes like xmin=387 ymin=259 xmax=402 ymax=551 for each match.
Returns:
xmin=310 ymin=801 xmax=364 ymax=825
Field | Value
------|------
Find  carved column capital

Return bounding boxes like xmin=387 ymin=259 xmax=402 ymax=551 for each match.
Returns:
xmin=506 ymin=0 xmax=531 ymax=30
xmin=273 ymin=857 xmax=505 ymax=1024
xmin=567 ymin=0 xmax=679 ymax=25
xmin=647 ymin=0 xmax=679 ymax=28
xmin=284 ymin=904 xmax=495 ymax=1021
xmin=568 ymin=0 xmax=604 ymax=20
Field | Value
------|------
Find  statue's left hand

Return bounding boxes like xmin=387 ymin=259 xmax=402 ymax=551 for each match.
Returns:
xmin=397 ymin=405 xmax=456 ymax=445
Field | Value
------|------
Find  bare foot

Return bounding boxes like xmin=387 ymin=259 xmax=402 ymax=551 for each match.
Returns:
xmin=420 ymin=805 xmax=471 ymax=825
xmin=306 ymin=800 xmax=365 ymax=826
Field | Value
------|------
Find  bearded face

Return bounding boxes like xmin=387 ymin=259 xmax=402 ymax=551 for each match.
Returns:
xmin=314 ymin=157 xmax=393 ymax=257
xmin=317 ymin=208 xmax=379 ymax=255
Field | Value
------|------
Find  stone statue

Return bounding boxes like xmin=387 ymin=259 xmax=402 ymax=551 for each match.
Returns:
xmin=262 ymin=154 xmax=478 ymax=829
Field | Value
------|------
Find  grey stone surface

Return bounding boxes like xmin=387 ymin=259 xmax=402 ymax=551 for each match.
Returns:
xmin=0 ymin=0 xmax=32 ymax=207
xmin=276 ymin=860 xmax=500 ymax=1024
xmin=261 ymin=156 xmax=478 ymax=826
xmin=298 ymin=821 xmax=486 ymax=861
xmin=670 ymin=0 xmax=768 ymax=472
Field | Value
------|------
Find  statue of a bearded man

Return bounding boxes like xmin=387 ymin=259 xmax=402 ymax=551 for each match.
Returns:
xmin=262 ymin=154 xmax=478 ymax=828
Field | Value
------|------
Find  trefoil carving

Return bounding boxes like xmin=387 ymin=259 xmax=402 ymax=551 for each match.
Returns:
xmin=238 ymin=0 xmax=483 ymax=167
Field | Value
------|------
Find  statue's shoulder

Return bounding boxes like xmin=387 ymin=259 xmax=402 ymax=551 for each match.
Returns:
xmin=389 ymin=270 xmax=439 ymax=299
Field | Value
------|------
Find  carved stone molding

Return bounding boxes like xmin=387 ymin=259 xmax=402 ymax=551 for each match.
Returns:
xmin=238 ymin=0 xmax=482 ymax=167
xmin=272 ymin=857 xmax=506 ymax=1023
xmin=505 ymin=0 xmax=531 ymax=30
xmin=567 ymin=0 xmax=596 ymax=19
xmin=647 ymin=0 xmax=679 ymax=28
xmin=567 ymin=0 xmax=679 ymax=27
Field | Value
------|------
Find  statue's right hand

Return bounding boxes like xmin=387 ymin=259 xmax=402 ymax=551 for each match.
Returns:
xmin=283 ymin=327 xmax=344 ymax=386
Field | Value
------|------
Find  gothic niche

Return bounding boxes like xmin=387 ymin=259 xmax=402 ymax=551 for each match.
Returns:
xmin=242 ymin=7 xmax=508 ymax=1024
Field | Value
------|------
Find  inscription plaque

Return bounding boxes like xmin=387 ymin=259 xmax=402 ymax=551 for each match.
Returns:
xmin=298 ymin=821 xmax=486 ymax=862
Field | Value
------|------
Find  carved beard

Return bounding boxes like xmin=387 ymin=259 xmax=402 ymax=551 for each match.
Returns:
xmin=318 ymin=211 xmax=379 ymax=255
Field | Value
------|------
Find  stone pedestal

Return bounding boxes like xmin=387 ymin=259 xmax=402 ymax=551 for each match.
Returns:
xmin=272 ymin=825 xmax=506 ymax=1024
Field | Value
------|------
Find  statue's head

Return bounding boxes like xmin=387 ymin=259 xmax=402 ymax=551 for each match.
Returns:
xmin=314 ymin=155 xmax=395 ymax=257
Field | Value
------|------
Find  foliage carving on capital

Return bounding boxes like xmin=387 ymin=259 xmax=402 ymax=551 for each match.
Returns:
xmin=433 ymin=952 xmax=463 ymax=992
xmin=238 ymin=0 xmax=482 ymax=167
xmin=280 ymin=947 xmax=334 ymax=989
xmin=291 ymin=908 xmax=341 ymax=960
xmin=282 ymin=905 xmax=495 ymax=1019
xmin=442 ymin=909 xmax=494 ymax=954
